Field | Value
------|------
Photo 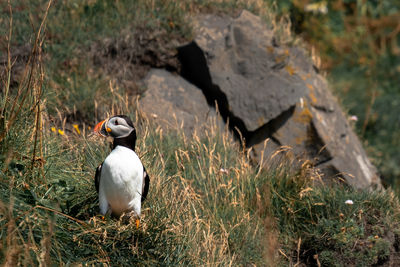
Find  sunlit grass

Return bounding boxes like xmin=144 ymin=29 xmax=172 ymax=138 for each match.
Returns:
xmin=0 ymin=100 xmax=279 ymax=265
xmin=1 ymin=0 xmax=400 ymax=266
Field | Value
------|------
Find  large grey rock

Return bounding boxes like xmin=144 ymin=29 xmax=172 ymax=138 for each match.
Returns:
xmin=191 ymin=10 xmax=381 ymax=188
xmin=139 ymin=69 xmax=224 ymax=136
xmin=195 ymin=11 xmax=306 ymax=131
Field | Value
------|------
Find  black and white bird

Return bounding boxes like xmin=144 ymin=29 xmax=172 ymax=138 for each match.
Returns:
xmin=94 ymin=115 xmax=149 ymax=226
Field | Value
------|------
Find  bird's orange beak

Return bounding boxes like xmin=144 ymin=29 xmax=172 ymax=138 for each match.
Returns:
xmin=94 ymin=119 xmax=108 ymax=137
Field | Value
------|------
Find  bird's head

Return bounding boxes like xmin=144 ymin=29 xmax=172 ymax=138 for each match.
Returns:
xmin=94 ymin=115 xmax=136 ymax=139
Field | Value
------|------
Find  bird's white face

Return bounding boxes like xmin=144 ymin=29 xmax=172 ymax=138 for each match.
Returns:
xmin=94 ymin=116 xmax=135 ymax=138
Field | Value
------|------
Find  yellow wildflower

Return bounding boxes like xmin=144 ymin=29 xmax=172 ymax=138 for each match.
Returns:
xmin=73 ymin=124 xmax=81 ymax=135
xmin=51 ymin=127 xmax=56 ymax=132
xmin=58 ymin=129 xmax=65 ymax=135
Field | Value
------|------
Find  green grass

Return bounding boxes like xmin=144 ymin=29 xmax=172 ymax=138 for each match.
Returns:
xmin=2 ymin=99 xmax=399 ymax=265
xmin=0 ymin=96 xmax=276 ymax=264
xmin=1 ymin=0 xmax=400 ymax=266
xmin=1 ymin=0 xmax=284 ymax=123
xmin=270 ymin=165 xmax=400 ymax=266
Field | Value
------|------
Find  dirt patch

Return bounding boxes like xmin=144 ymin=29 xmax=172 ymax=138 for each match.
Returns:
xmin=89 ymin=27 xmax=186 ymax=96
xmin=0 ymin=43 xmax=32 ymax=92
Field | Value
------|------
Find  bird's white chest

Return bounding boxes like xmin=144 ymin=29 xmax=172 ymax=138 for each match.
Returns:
xmin=100 ymin=146 xmax=143 ymax=215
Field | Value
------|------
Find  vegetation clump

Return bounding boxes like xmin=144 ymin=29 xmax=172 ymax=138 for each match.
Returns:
xmin=270 ymin=164 xmax=400 ymax=266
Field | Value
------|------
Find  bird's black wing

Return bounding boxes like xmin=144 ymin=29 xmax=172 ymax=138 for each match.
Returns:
xmin=141 ymin=166 xmax=150 ymax=202
xmin=95 ymin=163 xmax=102 ymax=194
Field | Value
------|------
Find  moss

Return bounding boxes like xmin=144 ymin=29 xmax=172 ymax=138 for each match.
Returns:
xmin=319 ymin=250 xmax=341 ymax=267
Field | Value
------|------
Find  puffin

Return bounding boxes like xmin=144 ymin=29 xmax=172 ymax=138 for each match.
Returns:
xmin=94 ymin=115 xmax=149 ymax=226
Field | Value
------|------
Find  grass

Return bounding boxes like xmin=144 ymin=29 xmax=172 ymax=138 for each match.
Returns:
xmin=1 ymin=0 xmax=400 ymax=266
xmin=2 ymin=93 xmax=399 ymax=265
xmin=2 ymin=0 xmax=288 ymax=122
xmin=0 ymin=82 xmax=277 ymax=264
xmin=271 ymin=165 xmax=400 ymax=266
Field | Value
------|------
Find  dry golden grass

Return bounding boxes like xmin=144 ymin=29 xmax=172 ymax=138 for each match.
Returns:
xmin=0 ymin=68 xmax=280 ymax=264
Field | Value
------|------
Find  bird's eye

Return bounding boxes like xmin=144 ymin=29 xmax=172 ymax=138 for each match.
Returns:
xmin=115 ymin=119 xmax=119 ymax=125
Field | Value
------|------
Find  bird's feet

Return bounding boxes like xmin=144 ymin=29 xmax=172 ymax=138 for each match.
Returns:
xmin=120 ymin=211 xmax=140 ymax=228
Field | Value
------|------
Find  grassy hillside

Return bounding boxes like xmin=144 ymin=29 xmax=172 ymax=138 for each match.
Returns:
xmin=1 ymin=0 xmax=400 ymax=265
